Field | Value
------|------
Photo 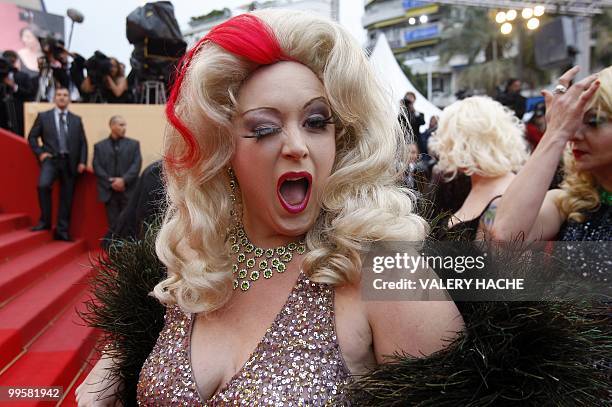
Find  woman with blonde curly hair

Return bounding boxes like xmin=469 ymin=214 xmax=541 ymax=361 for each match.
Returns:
xmin=429 ymin=96 xmax=529 ymax=240
xmin=493 ymin=65 xmax=610 ymax=243
xmin=76 ymin=10 xmax=463 ymax=406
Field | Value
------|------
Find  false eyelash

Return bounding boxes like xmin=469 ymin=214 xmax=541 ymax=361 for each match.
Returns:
xmin=304 ymin=115 xmax=335 ymax=128
xmin=243 ymin=127 xmax=282 ymax=139
xmin=583 ymin=116 xmax=607 ymax=128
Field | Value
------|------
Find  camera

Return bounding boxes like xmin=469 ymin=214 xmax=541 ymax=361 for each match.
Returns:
xmin=85 ymin=51 xmax=113 ymax=88
xmin=39 ymin=36 xmax=65 ymax=61
xmin=0 ymin=57 xmax=16 ymax=82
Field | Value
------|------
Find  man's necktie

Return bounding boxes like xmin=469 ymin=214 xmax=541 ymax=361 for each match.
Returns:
xmin=58 ymin=112 xmax=68 ymax=154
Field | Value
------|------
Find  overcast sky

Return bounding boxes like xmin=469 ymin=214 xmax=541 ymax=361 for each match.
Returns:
xmin=44 ymin=0 xmax=366 ymax=69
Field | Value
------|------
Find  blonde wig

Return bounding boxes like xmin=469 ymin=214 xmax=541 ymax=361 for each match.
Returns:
xmin=154 ymin=10 xmax=427 ymax=314
xmin=557 ymin=65 xmax=612 ymax=222
xmin=429 ymin=96 xmax=529 ymax=179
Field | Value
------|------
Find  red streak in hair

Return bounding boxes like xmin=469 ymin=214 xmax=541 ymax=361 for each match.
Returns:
xmin=165 ymin=14 xmax=292 ymax=169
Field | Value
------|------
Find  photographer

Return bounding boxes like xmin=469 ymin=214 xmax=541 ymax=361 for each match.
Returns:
xmin=37 ymin=37 xmax=85 ymax=102
xmin=81 ymin=53 xmax=129 ymax=103
xmin=1 ymin=50 xmax=36 ymax=135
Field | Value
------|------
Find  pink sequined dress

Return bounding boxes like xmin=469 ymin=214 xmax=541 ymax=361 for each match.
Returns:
xmin=137 ymin=272 xmax=352 ymax=406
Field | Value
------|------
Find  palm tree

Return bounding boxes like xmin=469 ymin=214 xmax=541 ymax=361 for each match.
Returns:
xmin=591 ymin=8 xmax=612 ymax=69
xmin=437 ymin=5 xmax=548 ymax=95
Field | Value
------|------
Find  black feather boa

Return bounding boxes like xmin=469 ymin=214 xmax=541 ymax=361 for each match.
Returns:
xmin=81 ymin=231 xmax=611 ymax=406
xmin=81 ymin=229 xmax=166 ymax=407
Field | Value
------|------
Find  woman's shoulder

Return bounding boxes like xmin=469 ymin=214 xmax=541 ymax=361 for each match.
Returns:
xmin=335 ymin=273 xmax=463 ymax=362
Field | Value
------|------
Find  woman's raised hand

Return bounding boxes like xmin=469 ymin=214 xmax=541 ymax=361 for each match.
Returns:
xmin=541 ymin=66 xmax=600 ymax=144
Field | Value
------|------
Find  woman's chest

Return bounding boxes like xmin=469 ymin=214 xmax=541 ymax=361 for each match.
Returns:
xmin=190 ymin=281 xmax=353 ymax=404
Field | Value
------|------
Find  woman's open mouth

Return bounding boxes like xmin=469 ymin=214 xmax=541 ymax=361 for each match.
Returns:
xmin=277 ymin=171 xmax=312 ymax=214
xmin=572 ymin=149 xmax=587 ymax=160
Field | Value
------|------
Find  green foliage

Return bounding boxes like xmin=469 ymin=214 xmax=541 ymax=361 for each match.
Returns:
xmin=592 ymin=9 xmax=612 ymax=69
xmin=398 ymin=59 xmax=428 ymax=96
xmin=438 ymin=6 xmax=509 ymax=66
xmin=190 ymin=7 xmax=230 ymax=23
xmin=438 ymin=5 xmax=550 ymax=94
xmin=456 ymin=59 xmax=515 ymax=95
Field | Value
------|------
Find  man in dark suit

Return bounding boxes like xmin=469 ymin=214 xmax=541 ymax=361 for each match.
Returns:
xmin=93 ymin=115 xmax=142 ymax=231
xmin=28 ymin=87 xmax=87 ymax=241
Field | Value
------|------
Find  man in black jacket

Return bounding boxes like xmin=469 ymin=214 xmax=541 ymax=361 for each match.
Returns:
xmin=496 ymin=78 xmax=526 ymax=119
xmin=1 ymin=50 xmax=36 ymax=136
xmin=398 ymin=91 xmax=425 ymax=143
xmin=28 ymin=87 xmax=87 ymax=241
xmin=93 ymin=115 xmax=142 ymax=231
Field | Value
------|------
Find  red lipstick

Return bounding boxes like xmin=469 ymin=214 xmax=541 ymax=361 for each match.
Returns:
xmin=572 ymin=149 xmax=586 ymax=160
xmin=277 ymin=171 xmax=312 ymax=214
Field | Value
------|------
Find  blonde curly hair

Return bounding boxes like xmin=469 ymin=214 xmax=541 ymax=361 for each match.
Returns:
xmin=153 ymin=10 xmax=427 ymax=314
xmin=429 ymin=96 xmax=529 ymax=180
xmin=557 ymin=65 xmax=612 ymax=222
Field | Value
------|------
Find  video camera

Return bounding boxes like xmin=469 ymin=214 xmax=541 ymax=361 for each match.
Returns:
xmin=38 ymin=36 xmax=67 ymax=68
xmin=0 ymin=57 xmax=16 ymax=82
xmin=85 ymin=51 xmax=113 ymax=88
xmin=127 ymin=2 xmax=186 ymax=85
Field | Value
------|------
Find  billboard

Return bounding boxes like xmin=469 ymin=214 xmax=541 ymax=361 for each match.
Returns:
xmin=0 ymin=3 xmax=64 ymax=77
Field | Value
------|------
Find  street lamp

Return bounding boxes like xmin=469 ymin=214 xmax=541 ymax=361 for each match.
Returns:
xmin=495 ymin=11 xmax=506 ymax=23
xmin=526 ymin=17 xmax=540 ymax=30
xmin=534 ymin=5 xmax=545 ymax=17
xmin=521 ymin=8 xmax=533 ymax=19
xmin=494 ymin=5 xmax=544 ymax=32
xmin=501 ymin=22 xmax=513 ymax=34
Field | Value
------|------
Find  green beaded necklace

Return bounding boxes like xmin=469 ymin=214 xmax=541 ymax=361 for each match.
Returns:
xmin=600 ymin=189 xmax=612 ymax=206
xmin=228 ymin=226 xmax=306 ymax=291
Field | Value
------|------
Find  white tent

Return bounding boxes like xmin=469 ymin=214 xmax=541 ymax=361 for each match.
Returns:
xmin=369 ymin=33 xmax=442 ymax=133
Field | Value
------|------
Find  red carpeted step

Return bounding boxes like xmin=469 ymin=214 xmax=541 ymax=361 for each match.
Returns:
xmin=0 ymin=240 xmax=87 ymax=305
xmin=0 ymin=291 xmax=100 ymax=407
xmin=0 ymin=252 xmax=93 ymax=370
xmin=59 ymin=350 xmax=100 ymax=407
xmin=0 ymin=213 xmax=30 ymax=234
xmin=0 ymin=230 xmax=52 ymax=261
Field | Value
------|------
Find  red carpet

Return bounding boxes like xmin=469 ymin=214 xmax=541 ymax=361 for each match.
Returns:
xmin=0 ymin=129 xmax=108 ymax=406
xmin=0 ymin=213 xmax=101 ymax=407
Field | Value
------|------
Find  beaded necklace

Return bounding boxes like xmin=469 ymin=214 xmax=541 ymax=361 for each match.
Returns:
xmin=228 ymin=226 xmax=306 ymax=291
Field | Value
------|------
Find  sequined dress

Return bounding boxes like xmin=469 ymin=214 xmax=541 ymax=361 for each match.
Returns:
xmin=558 ymin=204 xmax=611 ymax=242
xmin=137 ymin=272 xmax=352 ymax=406
xmin=556 ymin=204 xmax=611 ymax=287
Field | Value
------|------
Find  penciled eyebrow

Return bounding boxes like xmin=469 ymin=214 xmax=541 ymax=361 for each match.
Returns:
xmin=240 ymin=96 xmax=329 ymax=116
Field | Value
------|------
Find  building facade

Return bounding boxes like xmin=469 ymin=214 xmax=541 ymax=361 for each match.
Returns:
xmin=363 ymin=0 xmax=455 ymax=107
xmin=183 ymin=0 xmax=340 ymax=47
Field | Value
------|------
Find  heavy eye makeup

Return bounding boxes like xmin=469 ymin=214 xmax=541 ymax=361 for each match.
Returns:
xmin=303 ymin=103 xmax=334 ymax=131
xmin=582 ymin=110 xmax=609 ymax=128
xmin=241 ymin=114 xmax=283 ymax=139
xmin=241 ymin=104 xmax=335 ymax=140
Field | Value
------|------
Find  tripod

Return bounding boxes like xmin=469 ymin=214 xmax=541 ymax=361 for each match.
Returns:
xmin=89 ymin=88 xmax=106 ymax=103
xmin=35 ymin=67 xmax=54 ymax=102
xmin=140 ymin=80 xmax=166 ymax=104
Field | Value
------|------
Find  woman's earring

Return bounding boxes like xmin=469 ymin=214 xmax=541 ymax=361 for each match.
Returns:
xmin=228 ymin=167 xmax=240 ymax=225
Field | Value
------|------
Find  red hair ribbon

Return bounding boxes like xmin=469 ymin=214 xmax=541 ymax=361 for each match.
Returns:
xmin=165 ymin=14 xmax=292 ymax=169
